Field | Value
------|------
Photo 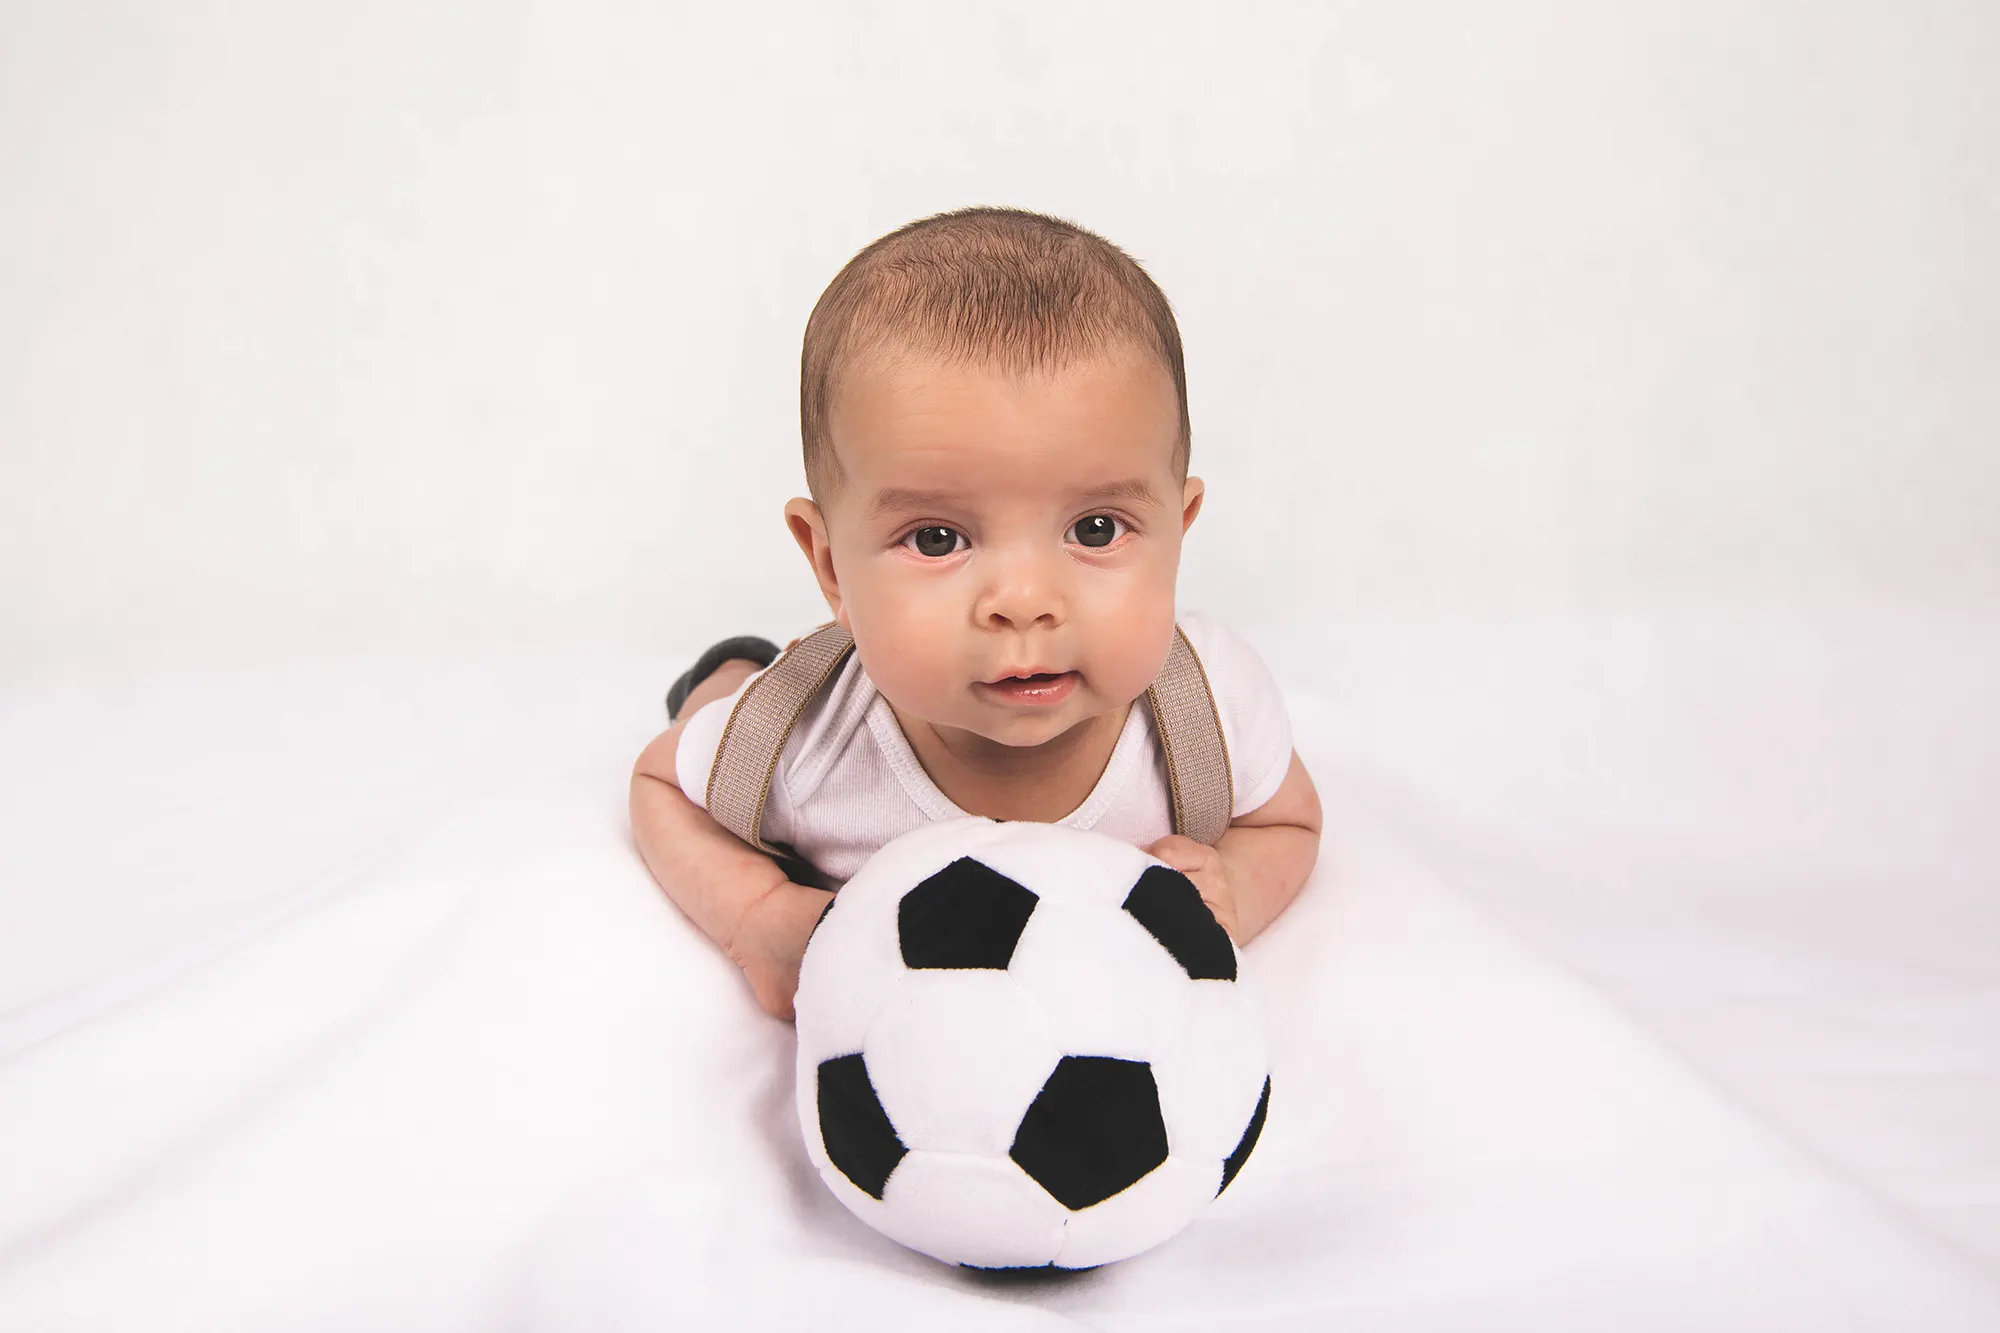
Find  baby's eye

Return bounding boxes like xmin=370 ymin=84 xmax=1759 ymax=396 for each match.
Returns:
xmin=1069 ymin=514 xmax=1127 ymax=548
xmin=905 ymin=525 xmax=966 ymax=558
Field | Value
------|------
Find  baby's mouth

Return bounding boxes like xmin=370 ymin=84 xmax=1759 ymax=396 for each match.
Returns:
xmin=977 ymin=671 xmax=1080 ymax=707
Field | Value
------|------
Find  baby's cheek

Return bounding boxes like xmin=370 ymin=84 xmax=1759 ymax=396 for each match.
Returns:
xmin=857 ymin=586 xmax=961 ymax=703
xmin=1084 ymin=581 xmax=1178 ymax=700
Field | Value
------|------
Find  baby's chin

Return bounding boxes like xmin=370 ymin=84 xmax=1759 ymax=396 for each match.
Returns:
xmin=966 ymin=714 xmax=1089 ymax=750
xmin=875 ymin=686 xmax=1097 ymax=751
xmin=954 ymin=694 xmax=1134 ymax=751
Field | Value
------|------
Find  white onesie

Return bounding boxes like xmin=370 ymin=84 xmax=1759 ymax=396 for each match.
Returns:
xmin=675 ymin=610 xmax=1294 ymax=889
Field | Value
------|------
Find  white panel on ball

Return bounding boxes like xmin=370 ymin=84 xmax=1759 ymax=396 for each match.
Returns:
xmin=793 ymin=885 xmax=905 ymax=1061
xmin=1149 ymin=977 xmax=1271 ymax=1163
xmin=864 ymin=971 xmax=1063 ymax=1157
xmin=1007 ymin=897 xmax=1194 ymax=1062
xmin=875 ymin=1151 xmax=1069 ymax=1270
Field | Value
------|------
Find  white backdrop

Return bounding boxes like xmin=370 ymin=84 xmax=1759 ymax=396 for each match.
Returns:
xmin=5 ymin=1 xmax=2000 ymax=1321
xmin=4 ymin=0 xmax=1995 ymax=673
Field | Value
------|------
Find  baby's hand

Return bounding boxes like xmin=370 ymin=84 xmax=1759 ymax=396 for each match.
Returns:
xmin=726 ymin=881 xmax=835 ymax=1021
xmin=1145 ymin=835 xmax=1241 ymax=945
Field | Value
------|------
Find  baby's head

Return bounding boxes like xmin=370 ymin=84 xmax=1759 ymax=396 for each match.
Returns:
xmin=783 ymin=208 xmax=1203 ymax=752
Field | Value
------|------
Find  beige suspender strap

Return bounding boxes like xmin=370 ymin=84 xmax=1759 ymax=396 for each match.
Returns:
xmin=1145 ymin=625 xmax=1235 ymax=846
xmin=704 ymin=621 xmax=856 ymax=856
xmin=705 ymin=619 xmax=1234 ymax=856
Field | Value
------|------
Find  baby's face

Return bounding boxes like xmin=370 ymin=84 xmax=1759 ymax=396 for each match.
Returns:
xmin=790 ymin=347 xmax=1200 ymax=752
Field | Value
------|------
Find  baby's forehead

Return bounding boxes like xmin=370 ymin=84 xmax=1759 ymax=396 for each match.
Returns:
xmin=829 ymin=349 xmax=1182 ymax=508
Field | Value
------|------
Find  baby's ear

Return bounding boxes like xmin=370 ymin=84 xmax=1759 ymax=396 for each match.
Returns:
xmin=1180 ymin=476 xmax=1206 ymax=534
xmin=783 ymin=497 xmax=844 ymax=624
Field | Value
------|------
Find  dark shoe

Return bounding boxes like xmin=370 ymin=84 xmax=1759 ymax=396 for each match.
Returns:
xmin=666 ymin=635 xmax=782 ymax=720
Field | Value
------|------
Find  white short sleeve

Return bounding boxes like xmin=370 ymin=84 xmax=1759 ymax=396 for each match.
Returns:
xmin=672 ymin=670 xmax=762 ymax=810
xmin=1176 ymin=612 xmax=1296 ymax=818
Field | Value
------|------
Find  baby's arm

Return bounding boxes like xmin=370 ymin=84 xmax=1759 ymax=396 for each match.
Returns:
xmin=630 ymin=722 xmax=831 ymax=1020
xmin=1149 ymin=750 xmax=1322 ymax=945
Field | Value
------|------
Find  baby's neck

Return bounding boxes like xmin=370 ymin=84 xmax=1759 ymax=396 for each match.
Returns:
xmin=892 ymin=703 xmax=1129 ymax=823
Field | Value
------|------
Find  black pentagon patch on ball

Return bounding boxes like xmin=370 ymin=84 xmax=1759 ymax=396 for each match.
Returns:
xmin=1217 ymin=1075 xmax=1271 ymax=1196
xmin=1009 ymin=1055 xmax=1169 ymax=1211
xmin=898 ymin=857 xmax=1040 ymax=970
xmin=817 ymin=1053 xmax=906 ymax=1200
xmin=1122 ymin=864 xmax=1236 ymax=981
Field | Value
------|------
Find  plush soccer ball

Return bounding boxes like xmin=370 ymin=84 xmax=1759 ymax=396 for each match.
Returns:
xmin=794 ymin=817 xmax=1272 ymax=1271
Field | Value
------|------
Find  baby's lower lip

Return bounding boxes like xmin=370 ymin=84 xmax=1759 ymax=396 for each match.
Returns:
xmin=977 ymin=672 xmax=1079 ymax=707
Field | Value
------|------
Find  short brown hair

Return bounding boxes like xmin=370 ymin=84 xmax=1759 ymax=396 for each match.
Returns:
xmin=800 ymin=207 xmax=1190 ymax=498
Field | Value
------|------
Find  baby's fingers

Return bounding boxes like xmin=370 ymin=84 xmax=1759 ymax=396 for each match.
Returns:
xmin=1145 ymin=834 xmax=1210 ymax=872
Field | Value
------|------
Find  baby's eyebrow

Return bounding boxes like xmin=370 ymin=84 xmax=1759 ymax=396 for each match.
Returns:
xmin=867 ymin=487 xmax=966 ymax=519
xmin=865 ymin=477 xmax=1161 ymax=520
xmin=1073 ymin=477 xmax=1161 ymax=507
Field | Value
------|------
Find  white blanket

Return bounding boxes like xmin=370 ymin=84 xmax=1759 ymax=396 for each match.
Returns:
xmin=2 ymin=649 xmax=1996 ymax=1330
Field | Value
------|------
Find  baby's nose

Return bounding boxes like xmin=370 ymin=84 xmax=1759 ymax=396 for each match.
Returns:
xmin=976 ymin=550 xmax=1068 ymax=630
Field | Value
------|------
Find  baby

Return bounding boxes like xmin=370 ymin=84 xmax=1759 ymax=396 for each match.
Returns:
xmin=630 ymin=207 xmax=1322 ymax=1020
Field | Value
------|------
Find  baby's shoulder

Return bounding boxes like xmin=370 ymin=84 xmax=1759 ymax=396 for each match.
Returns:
xmin=773 ymin=648 xmax=882 ymax=801
xmin=673 ymin=645 xmax=879 ymax=812
xmin=1173 ymin=610 xmax=1278 ymax=693
xmin=1170 ymin=610 xmax=1295 ymax=818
